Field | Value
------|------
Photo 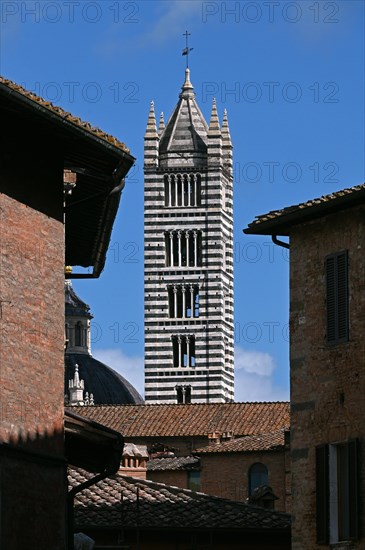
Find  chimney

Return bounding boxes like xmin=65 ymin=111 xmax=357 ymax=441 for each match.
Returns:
xmin=119 ymin=443 xmax=149 ymax=480
xmin=208 ymin=432 xmax=222 ymax=445
xmin=221 ymin=431 xmax=234 ymax=442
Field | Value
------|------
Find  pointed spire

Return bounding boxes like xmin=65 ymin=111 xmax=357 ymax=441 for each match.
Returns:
xmin=144 ymin=101 xmax=159 ymax=168
xmin=158 ymin=112 xmax=165 ymax=135
xmin=207 ymin=98 xmax=222 ymax=167
xmin=221 ymin=109 xmax=232 ymax=147
xmin=68 ymin=364 xmax=85 ymax=405
xmin=69 ymin=364 xmax=84 ymax=390
xmin=180 ymin=68 xmax=195 ymax=99
xmin=145 ymin=100 xmax=158 ymax=138
xmin=208 ymin=98 xmax=221 ymax=137
xmin=221 ymin=108 xmax=233 ymax=175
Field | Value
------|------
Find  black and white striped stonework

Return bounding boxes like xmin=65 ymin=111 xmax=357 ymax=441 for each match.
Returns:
xmin=144 ymin=70 xmax=234 ymax=404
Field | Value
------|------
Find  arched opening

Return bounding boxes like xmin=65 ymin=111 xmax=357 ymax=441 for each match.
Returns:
xmin=248 ymin=463 xmax=268 ymax=495
xmin=75 ymin=322 xmax=83 ymax=347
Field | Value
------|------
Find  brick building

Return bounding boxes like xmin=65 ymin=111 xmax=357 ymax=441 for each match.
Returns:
xmin=245 ymin=183 xmax=365 ymax=548
xmin=147 ymin=430 xmax=290 ymax=512
xmin=0 ymin=77 xmax=134 ymax=549
xmin=147 ymin=455 xmax=201 ymax=491
xmin=193 ymin=430 xmax=290 ymax=512
xmin=71 ymin=401 xmax=290 ymax=514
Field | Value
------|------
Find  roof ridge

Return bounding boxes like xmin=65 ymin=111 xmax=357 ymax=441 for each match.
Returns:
xmin=76 ymin=401 xmax=290 ymax=408
xmin=245 ymin=182 xmax=365 ymax=235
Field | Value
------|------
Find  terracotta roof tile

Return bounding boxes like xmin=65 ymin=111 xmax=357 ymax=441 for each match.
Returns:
xmin=147 ymin=456 xmax=200 ymax=471
xmin=194 ymin=430 xmax=286 ymax=454
xmin=68 ymin=402 xmax=290 ymax=437
xmin=245 ymin=183 xmax=365 ymax=235
xmin=69 ymin=468 xmax=290 ymax=531
xmin=0 ymin=76 xmax=130 ymax=154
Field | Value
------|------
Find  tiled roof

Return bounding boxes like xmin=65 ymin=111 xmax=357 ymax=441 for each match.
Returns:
xmin=194 ymin=430 xmax=286 ymax=454
xmin=69 ymin=402 xmax=290 ymax=437
xmin=244 ymin=183 xmax=365 ymax=236
xmin=0 ymin=76 xmax=130 ymax=153
xmin=69 ymin=468 xmax=290 ymax=531
xmin=147 ymin=456 xmax=200 ymax=471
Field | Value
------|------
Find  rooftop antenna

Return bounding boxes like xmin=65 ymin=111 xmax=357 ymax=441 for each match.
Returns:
xmin=182 ymin=30 xmax=193 ymax=69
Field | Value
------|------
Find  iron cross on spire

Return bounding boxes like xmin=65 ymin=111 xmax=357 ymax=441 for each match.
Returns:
xmin=182 ymin=31 xmax=193 ymax=69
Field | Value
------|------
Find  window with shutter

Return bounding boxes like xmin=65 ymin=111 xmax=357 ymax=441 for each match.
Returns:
xmin=325 ymin=251 xmax=348 ymax=344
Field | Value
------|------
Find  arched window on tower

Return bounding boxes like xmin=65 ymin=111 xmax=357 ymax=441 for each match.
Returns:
xmin=194 ymin=290 xmax=200 ymax=318
xmin=75 ymin=322 xmax=83 ymax=347
xmin=168 ymin=285 xmax=200 ymax=319
xmin=164 ymin=173 xmax=201 ymax=207
xmin=176 ymin=385 xmax=184 ymax=404
xmin=248 ymin=463 xmax=269 ymax=496
xmin=65 ymin=324 xmax=70 ymax=349
xmin=172 ymin=336 xmax=196 ymax=368
xmin=185 ymin=385 xmax=191 ymax=403
xmin=176 ymin=385 xmax=192 ymax=404
xmin=165 ymin=231 xmax=202 ymax=268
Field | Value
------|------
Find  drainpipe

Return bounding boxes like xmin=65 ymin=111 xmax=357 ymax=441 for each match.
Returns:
xmin=272 ymin=235 xmax=290 ymax=249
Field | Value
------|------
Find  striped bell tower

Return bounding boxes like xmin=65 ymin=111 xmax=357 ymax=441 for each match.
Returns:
xmin=144 ymin=69 xmax=234 ymax=403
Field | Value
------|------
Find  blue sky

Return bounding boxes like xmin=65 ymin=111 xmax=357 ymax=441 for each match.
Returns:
xmin=2 ymin=0 xmax=364 ymax=400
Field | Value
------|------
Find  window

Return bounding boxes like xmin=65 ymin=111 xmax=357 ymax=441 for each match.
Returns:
xmin=248 ymin=463 xmax=268 ymax=495
xmin=325 ymin=251 xmax=348 ymax=344
xmin=176 ymin=384 xmax=192 ymax=404
xmin=176 ymin=385 xmax=184 ymax=404
xmin=185 ymin=385 xmax=191 ymax=403
xmin=165 ymin=231 xmax=202 ymax=267
xmin=164 ymin=173 xmax=201 ymax=207
xmin=316 ymin=440 xmax=359 ymax=544
xmin=74 ymin=322 xmax=83 ymax=347
xmin=168 ymin=285 xmax=199 ymax=318
xmin=172 ymin=336 xmax=196 ymax=368
xmin=188 ymin=471 xmax=200 ymax=492
xmin=65 ymin=324 xmax=70 ymax=350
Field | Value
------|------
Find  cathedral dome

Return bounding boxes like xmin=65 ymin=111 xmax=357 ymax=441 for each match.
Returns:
xmin=65 ymin=281 xmax=144 ymax=405
xmin=65 ymin=354 xmax=143 ymax=405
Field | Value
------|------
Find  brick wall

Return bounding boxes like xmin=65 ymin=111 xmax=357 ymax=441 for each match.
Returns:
xmin=148 ymin=469 xmax=188 ymax=489
xmin=0 ymin=187 xmax=65 ymax=549
xmin=290 ymin=206 xmax=365 ymax=548
xmin=200 ymin=450 xmax=288 ymax=511
xmin=0 ymin=192 xmax=64 ymax=446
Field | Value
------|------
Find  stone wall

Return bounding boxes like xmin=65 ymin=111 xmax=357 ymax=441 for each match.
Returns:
xmin=289 ymin=205 xmax=365 ymax=548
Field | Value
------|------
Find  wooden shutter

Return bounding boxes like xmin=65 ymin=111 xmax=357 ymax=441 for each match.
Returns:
xmin=326 ymin=251 xmax=348 ymax=343
xmin=316 ymin=444 xmax=329 ymax=544
xmin=337 ymin=252 xmax=349 ymax=340
xmin=348 ymin=439 xmax=359 ymax=540
xmin=326 ymin=255 xmax=336 ymax=341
